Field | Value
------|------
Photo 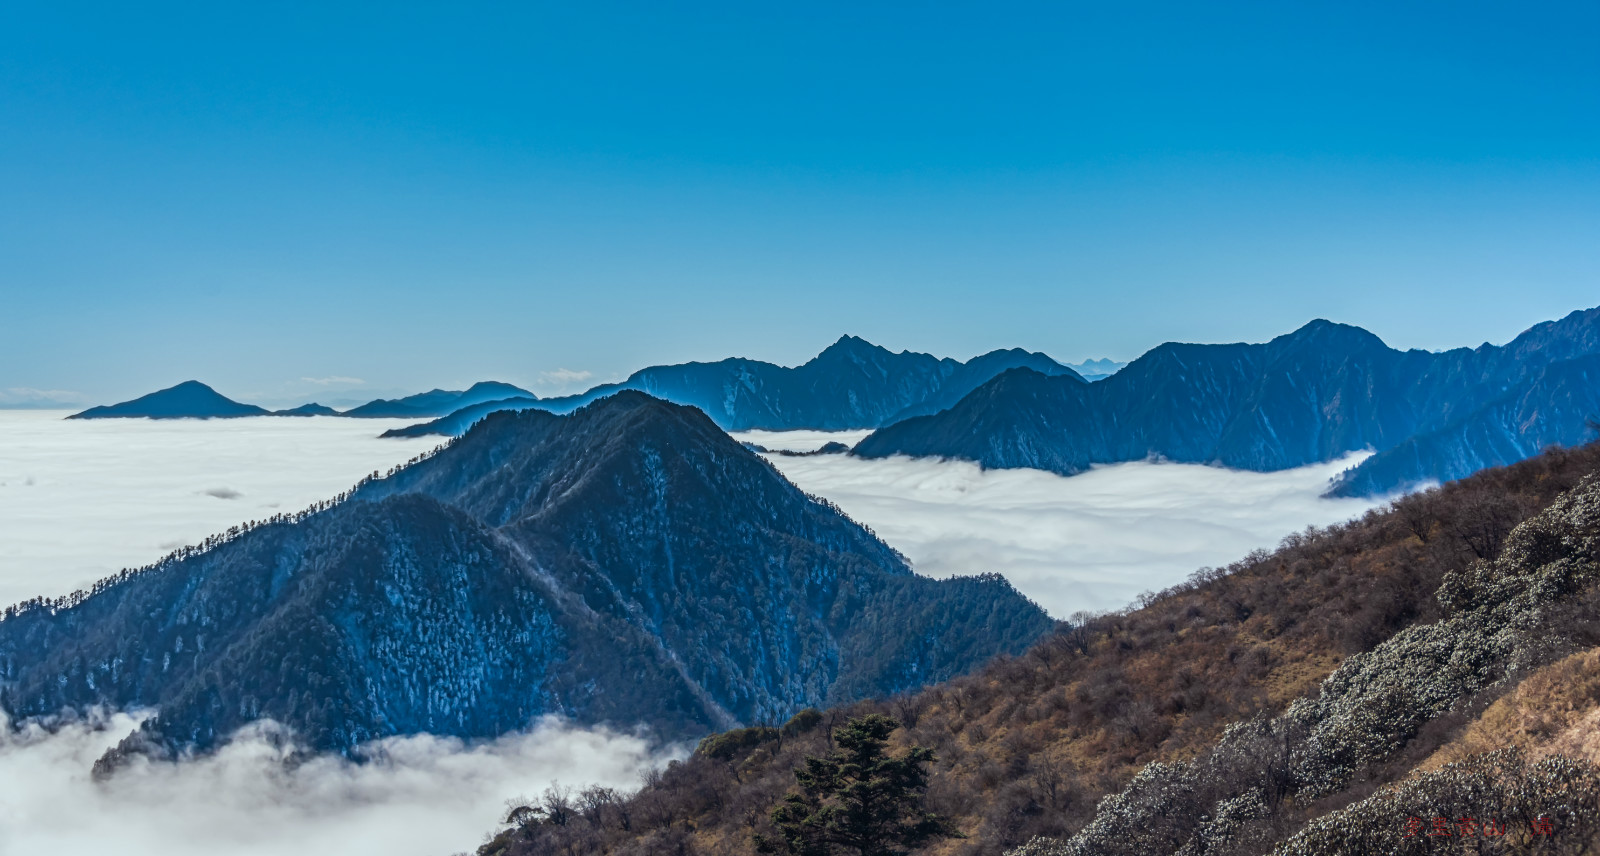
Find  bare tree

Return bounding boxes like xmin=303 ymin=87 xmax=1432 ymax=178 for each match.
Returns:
xmin=578 ymin=785 xmax=624 ymax=829
xmin=541 ymin=782 xmax=576 ymax=827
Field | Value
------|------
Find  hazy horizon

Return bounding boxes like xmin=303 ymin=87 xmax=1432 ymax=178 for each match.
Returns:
xmin=10 ymin=302 xmax=1597 ymax=410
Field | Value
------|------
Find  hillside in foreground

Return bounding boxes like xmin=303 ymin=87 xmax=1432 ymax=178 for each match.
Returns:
xmin=476 ymin=440 xmax=1600 ymax=856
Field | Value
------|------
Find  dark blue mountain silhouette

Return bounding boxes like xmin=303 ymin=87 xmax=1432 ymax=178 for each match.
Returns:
xmin=68 ymin=381 xmax=273 ymax=419
xmin=339 ymin=381 xmax=535 ymax=418
xmin=380 ymin=396 xmax=541 ymax=437
xmin=385 ymin=337 xmax=1080 ymax=437
xmin=274 ymin=402 xmax=339 ymax=416
xmin=855 ymin=307 xmax=1600 ymax=497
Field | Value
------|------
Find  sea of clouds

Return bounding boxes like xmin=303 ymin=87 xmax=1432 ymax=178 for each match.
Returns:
xmin=0 ymin=710 xmax=678 ymax=856
xmin=735 ymin=430 xmax=1386 ymax=617
xmin=0 ymin=412 xmax=1387 ymax=855
xmin=0 ymin=411 xmax=682 ymax=856
xmin=0 ymin=411 xmax=442 ymax=606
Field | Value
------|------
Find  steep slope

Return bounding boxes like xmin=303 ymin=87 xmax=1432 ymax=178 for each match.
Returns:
xmin=856 ymin=369 xmax=1103 ymax=475
xmin=474 ymin=440 xmax=1600 ymax=856
xmin=340 ymin=381 xmax=535 ymax=418
xmin=388 ymin=337 xmax=1082 ymax=437
xmin=857 ymin=308 xmax=1600 ymax=496
xmin=884 ymin=348 xmax=1079 ymax=422
xmin=68 ymin=380 xmax=273 ymax=419
xmin=0 ymin=393 xmax=1050 ymax=761
xmin=1330 ymin=353 xmax=1600 ymax=496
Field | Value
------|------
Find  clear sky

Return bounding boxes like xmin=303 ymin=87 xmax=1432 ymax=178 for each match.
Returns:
xmin=3 ymin=1 xmax=1597 ymax=407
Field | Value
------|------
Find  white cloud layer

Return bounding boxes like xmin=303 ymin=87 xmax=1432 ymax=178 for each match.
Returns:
xmin=748 ymin=438 xmax=1386 ymax=617
xmin=0 ymin=711 xmax=679 ymax=856
xmin=0 ymin=412 xmax=679 ymax=856
xmin=0 ymin=411 xmax=441 ymax=607
xmin=0 ymin=415 xmax=1387 ymax=855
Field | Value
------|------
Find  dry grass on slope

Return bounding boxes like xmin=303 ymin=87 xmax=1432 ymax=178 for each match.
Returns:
xmin=1424 ymin=647 xmax=1600 ymax=770
xmin=480 ymin=442 xmax=1600 ymax=856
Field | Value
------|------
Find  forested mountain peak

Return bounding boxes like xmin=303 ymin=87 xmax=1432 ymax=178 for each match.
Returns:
xmin=2 ymin=391 xmax=1050 ymax=764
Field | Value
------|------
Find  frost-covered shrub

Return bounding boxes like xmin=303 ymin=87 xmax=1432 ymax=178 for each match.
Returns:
xmin=1173 ymin=788 xmax=1271 ymax=856
xmin=1011 ymin=716 xmax=1304 ymax=856
xmin=1009 ymin=836 xmax=1071 ymax=856
xmin=1008 ymin=476 xmax=1600 ymax=856
xmin=1293 ymin=476 xmax=1600 ymax=797
xmin=1049 ymin=762 xmax=1201 ymax=856
xmin=1292 ymin=614 xmax=1515 ymax=796
xmin=1275 ymin=749 xmax=1600 ymax=856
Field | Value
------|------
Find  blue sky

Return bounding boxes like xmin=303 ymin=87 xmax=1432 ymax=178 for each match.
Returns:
xmin=3 ymin=1 xmax=1597 ymax=406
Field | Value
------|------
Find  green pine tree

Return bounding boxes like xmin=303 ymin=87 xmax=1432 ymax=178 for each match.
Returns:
xmin=755 ymin=714 xmax=961 ymax=856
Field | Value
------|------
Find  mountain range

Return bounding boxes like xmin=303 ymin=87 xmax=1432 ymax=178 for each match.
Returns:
xmin=67 ymin=380 xmax=537 ymax=421
xmin=384 ymin=336 xmax=1081 ymax=438
xmin=855 ymin=307 xmax=1600 ymax=497
xmin=1064 ymin=357 xmax=1126 ymax=381
xmin=62 ymin=307 xmax=1600 ymax=498
xmin=1 ymin=392 xmax=1050 ymax=763
xmin=64 ymin=339 xmax=1076 ymax=432
xmin=337 ymin=381 xmax=536 ymax=418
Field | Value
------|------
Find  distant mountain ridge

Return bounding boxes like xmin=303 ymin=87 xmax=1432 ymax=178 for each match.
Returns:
xmin=855 ymin=307 xmax=1600 ymax=496
xmin=67 ymin=340 xmax=1069 ymax=430
xmin=385 ymin=336 xmax=1082 ymax=438
xmin=68 ymin=380 xmax=275 ymax=419
xmin=338 ymin=381 xmax=535 ymax=418
xmin=381 ymin=395 xmax=540 ymax=438
xmin=67 ymin=380 xmax=536 ymax=421
xmin=1 ymin=392 xmax=1050 ymax=762
xmin=1065 ymin=357 xmax=1126 ymax=381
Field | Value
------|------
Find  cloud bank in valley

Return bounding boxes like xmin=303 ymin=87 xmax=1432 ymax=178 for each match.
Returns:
xmin=0 ymin=411 xmax=440 ymax=607
xmin=746 ymin=438 xmax=1388 ymax=617
xmin=2 ymin=414 xmax=1387 ymax=619
xmin=0 ymin=712 xmax=679 ymax=856
xmin=0 ymin=412 xmax=681 ymax=856
xmin=0 ymin=414 xmax=1389 ymax=856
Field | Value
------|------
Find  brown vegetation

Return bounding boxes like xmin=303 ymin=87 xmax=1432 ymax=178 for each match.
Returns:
xmin=1424 ymin=648 xmax=1600 ymax=770
xmin=476 ymin=442 xmax=1600 ymax=856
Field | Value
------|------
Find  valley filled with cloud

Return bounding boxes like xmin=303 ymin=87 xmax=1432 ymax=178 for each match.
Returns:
xmin=0 ymin=411 xmax=441 ymax=607
xmin=1 ymin=414 xmax=1386 ymax=855
xmin=0 ymin=710 xmax=677 ymax=856
xmin=739 ymin=433 xmax=1386 ymax=617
